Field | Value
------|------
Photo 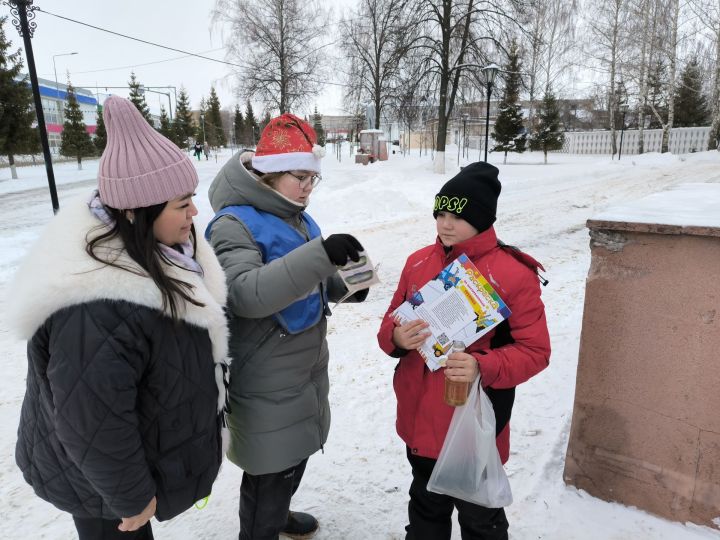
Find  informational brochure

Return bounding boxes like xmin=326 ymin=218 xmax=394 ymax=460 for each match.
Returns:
xmin=334 ymin=250 xmax=381 ymax=306
xmin=392 ymin=254 xmax=511 ymax=371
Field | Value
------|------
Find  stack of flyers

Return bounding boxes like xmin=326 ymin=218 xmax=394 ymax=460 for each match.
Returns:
xmin=392 ymin=254 xmax=511 ymax=371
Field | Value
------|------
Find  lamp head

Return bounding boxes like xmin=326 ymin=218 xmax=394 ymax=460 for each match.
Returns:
xmin=482 ymin=63 xmax=501 ymax=86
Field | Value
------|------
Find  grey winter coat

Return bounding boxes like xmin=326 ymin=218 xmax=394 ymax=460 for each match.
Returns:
xmin=8 ymin=197 xmax=229 ymax=521
xmin=207 ymin=153 xmax=352 ymax=475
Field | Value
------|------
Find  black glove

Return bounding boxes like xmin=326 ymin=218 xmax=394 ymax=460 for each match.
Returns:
xmin=322 ymin=234 xmax=363 ymax=266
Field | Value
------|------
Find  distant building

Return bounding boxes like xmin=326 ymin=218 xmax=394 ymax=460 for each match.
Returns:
xmin=319 ymin=115 xmax=356 ymax=138
xmin=19 ymin=75 xmax=99 ymax=154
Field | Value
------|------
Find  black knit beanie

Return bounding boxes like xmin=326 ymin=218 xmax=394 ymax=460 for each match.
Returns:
xmin=433 ymin=162 xmax=501 ymax=233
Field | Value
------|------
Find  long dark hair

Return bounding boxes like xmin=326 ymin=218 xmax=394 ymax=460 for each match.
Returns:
xmin=86 ymin=202 xmax=203 ymax=320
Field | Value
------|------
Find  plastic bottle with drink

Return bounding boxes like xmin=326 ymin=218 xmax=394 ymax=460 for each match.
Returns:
xmin=443 ymin=340 xmax=470 ymax=406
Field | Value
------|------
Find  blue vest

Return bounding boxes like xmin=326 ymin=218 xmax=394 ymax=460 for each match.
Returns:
xmin=206 ymin=205 xmax=327 ymax=334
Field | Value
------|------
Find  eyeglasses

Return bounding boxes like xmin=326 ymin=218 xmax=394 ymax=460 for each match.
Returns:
xmin=287 ymin=171 xmax=322 ymax=188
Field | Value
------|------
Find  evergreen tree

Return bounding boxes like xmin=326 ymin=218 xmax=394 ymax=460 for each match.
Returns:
xmin=674 ymin=58 xmax=710 ymax=127
xmin=492 ymin=41 xmax=526 ymax=164
xmin=244 ymin=100 xmax=258 ymax=146
xmin=645 ymin=60 xmax=667 ymax=129
xmin=259 ymin=111 xmax=272 ymax=134
xmin=128 ymin=71 xmax=153 ymax=124
xmin=207 ymin=87 xmax=226 ymax=147
xmin=612 ymin=80 xmax=630 ymax=130
xmin=16 ymin=126 xmax=41 ymax=166
xmin=530 ymin=89 xmax=565 ymax=164
xmin=158 ymin=105 xmax=173 ymax=139
xmin=196 ymin=98 xmax=209 ymax=145
xmin=233 ymin=104 xmax=243 ymax=147
xmin=0 ymin=16 xmax=35 ymax=179
xmin=60 ymin=81 xmax=96 ymax=170
xmin=22 ymin=127 xmax=42 ymax=157
xmin=94 ymin=105 xmax=107 ymax=154
xmin=172 ymin=86 xmax=194 ymax=149
xmin=312 ymin=106 xmax=325 ymax=145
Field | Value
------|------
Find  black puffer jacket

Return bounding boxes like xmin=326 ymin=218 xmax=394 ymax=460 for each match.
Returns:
xmin=9 ymin=197 xmax=230 ymax=521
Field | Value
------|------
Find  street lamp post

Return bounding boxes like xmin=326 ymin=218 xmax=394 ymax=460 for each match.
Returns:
xmin=462 ymin=112 xmax=469 ymax=158
xmin=618 ymin=101 xmax=629 ymax=161
xmin=138 ymin=85 xmax=173 ymax=121
xmin=51 ymin=52 xmax=77 ymax=160
xmin=52 ymin=51 xmax=77 ymax=101
xmin=6 ymin=0 xmax=59 ymax=213
xmin=481 ymin=63 xmax=500 ymax=163
xmin=456 ymin=128 xmax=460 ymax=165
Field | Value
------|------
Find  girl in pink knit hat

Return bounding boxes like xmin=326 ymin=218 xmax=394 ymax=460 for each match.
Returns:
xmin=9 ymin=96 xmax=229 ymax=539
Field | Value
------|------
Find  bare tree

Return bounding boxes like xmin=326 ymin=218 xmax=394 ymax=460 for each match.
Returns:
xmin=710 ymin=1 xmax=720 ymax=148
xmin=341 ymin=0 xmax=419 ymax=129
xmin=644 ymin=0 xmax=681 ymax=153
xmin=586 ymin=0 xmax=630 ymax=156
xmin=627 ymin=0 xmax=658 ymax=153
xmin=522 ymin=0 xmax=579 ymax=131
xmin=213 ymin=0 xmax=330 ymax=114
xmin=413 ymin=0 xmax=525 ymax=173
xmin=690 ymin=0 xmax=720 ymax=149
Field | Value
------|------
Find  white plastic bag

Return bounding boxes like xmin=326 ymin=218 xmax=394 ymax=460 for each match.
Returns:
xmin=427 ymin=377 xmax=513 ymax=508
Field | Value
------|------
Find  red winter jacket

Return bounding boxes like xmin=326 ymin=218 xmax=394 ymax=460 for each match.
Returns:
xmin=377 ymin=227 xmax=550 ymax=463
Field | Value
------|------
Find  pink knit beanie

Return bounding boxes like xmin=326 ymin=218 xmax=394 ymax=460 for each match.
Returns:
xmin=98 ymin=96 xmax=198 ymax=210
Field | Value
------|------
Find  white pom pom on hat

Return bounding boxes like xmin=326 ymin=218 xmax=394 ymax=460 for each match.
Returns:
xmin=312 ymin=144 xmax=326 ymax=159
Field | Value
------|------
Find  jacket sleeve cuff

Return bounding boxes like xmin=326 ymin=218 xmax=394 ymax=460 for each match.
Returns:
xmin=473 ymin=350 xmax=500 ymax=387
xmin=389 ymin=346 xmax=409 ymax=358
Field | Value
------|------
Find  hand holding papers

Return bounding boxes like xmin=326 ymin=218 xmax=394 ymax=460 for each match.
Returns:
xmin=392 ymin=254 xmax=511 ymax=371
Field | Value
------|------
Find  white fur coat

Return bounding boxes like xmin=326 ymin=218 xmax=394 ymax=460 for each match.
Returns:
xmin=7 ymin=196 xmax=230 ymax=411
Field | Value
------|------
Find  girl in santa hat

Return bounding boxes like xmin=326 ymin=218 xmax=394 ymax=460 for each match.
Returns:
xmin=206 ymin=113 xmax=370 ymax=539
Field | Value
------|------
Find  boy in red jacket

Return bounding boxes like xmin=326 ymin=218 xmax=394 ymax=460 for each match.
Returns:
xmin=377 ymin=162 xmax=551 ymax=540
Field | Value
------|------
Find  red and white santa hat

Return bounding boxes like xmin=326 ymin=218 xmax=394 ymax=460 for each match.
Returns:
xmin=252 ymin=113 xmax=326 ymax=174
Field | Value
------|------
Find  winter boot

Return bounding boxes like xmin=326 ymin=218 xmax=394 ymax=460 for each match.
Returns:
xmin=281 ymin=511 xmax=318 ymax=539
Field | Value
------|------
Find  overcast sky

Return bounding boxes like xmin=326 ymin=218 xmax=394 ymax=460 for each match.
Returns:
xmin=2 ymin=0 xmax=350 ymax=117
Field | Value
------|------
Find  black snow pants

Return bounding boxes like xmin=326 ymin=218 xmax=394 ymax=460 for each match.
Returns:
xmin=405 ymin=447 xmax=509 ymax=540
xmin=238 ymin=457 xmax=308 ymax=540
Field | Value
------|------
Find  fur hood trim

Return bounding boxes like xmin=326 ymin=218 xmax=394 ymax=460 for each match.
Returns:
xmin=6 ymin=196 xmax=230 ymax=411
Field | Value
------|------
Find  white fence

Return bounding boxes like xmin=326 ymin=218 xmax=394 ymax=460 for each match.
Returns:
xmin=562 ymin=127 xmax=712 ymax=155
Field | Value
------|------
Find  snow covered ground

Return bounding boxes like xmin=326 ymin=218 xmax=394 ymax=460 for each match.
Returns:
xmin=1 ymin=147 xmax=719 ymax=540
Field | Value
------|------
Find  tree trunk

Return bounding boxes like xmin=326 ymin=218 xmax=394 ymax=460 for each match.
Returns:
xmin=77 ymin=156 xmax=83 ymax=171
xmin=434 ymin=2 xmax=450 ymax=174
xmin=8 ymin=154 xmax=18 ymax=180
xmin=637 ymin=0 xmax=653 ymax=154
xmin=278 ymin=5 xmax=287 ymax=114
xmin=433 ymin=0 xmax=474 ymax=174
xmin=662 ymin=0 xmax=680 ymax=154
xmin=608 ymin=2 xmax=620 ymax=157
xmin=544 ymin=149 xmax=548 ymax=164
xmin=435 ymin=66 xmax=450 ymax=173
xmin=708 ymin=6 xmax=720 ymax=150
xmin=504 ymin=150 xmax=507 ymax=164
xmin=374 ymin=82 xmax=381 ymax=129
